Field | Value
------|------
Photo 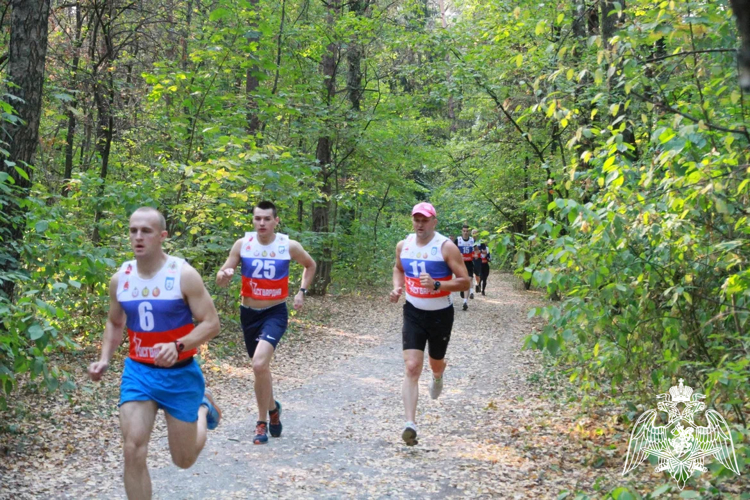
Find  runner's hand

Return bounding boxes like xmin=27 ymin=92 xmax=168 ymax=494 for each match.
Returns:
xmin=216 ymin=268 xmax=234 ymax=287
xmin=293 ymin=290 xmax=305 ymax=310
xmin=389 ymin=287 xmax=402 ymax=303
xmin=419 ymin=272 xmax=434 ymax=288
xmin=153 ymin=343 xmax=178 ymax=367
xmin=88 ymin=360 xmax=109 ymax=382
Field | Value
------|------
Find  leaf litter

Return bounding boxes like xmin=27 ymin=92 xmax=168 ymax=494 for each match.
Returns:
xmin=1 ymin=274 xmax=745 ymax=499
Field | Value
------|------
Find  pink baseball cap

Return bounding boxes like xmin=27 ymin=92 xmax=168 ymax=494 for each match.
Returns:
xmin=411 ymin=202 xmax=436 ymax=217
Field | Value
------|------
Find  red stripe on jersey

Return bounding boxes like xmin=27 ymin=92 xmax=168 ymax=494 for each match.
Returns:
xmin=128 ymin=323 xmax=196 ymax=364
xmin=405 ymin=276 xmax=452 ymax=299
xmin=241 ymin=276 xmax=289 ymax=300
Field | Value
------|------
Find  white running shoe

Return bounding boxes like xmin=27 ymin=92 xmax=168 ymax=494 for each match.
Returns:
xmin=429 ymin=376 xmax=443 ymax=400
xmin=402 ymin=422 xmax=418 ymax=446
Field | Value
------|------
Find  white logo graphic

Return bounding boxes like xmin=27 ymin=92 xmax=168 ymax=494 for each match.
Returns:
xmin=623 ymin=379 xmax=740 ymax=488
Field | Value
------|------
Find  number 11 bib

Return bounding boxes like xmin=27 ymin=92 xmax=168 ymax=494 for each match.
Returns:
xmin=240 ymin=232 xmax=291 ymax=300
xmin=116 ymin=256 xmax=197 ymax=364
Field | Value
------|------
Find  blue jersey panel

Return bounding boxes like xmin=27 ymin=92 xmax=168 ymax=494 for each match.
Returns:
xmin=401 ymin=258 xmax=452 ymax=279
xmin=240 ymin=257 xmax=291 ymax=279
xmin=121 ymin=298 xmax=194 ymax=332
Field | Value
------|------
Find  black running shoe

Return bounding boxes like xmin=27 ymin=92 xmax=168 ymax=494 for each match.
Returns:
xmin=269 ymin=400 xmax=282 ymax=438
xmin=462 ymin=302 xmax=468 ymax=311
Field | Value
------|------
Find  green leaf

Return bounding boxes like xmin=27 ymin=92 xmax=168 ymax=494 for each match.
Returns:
xmin=28 ymin=324 xmax=45 ymax=341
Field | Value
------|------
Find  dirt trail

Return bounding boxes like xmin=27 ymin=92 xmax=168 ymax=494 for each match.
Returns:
xmin=114 ymin=275 xmax=548 ymax=499
xmin=3 ymin=274 xmax=666 ymax=499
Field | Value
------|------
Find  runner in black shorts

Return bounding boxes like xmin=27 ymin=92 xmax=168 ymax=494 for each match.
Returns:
xmin=390 ymin=202 xmax=470 ymax=446
xmin=478 ymin=243 xmax=491 ymax=295
xmin=471 ymin=229 xmax=483 ymax=293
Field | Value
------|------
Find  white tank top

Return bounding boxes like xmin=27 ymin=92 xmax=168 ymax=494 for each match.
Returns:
xmin=239 ymin=232 xmax=291 ymax=300
xmin=400 ymin=232 xmax=453 ymax=311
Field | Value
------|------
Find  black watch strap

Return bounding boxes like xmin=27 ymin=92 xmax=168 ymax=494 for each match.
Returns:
xmin=299 ymin=288 xmax=308 ymax=295
xmin=433 ymin=280 xmax=441 ymax=291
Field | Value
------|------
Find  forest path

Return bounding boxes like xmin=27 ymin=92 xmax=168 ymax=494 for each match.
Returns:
xmin=112 ymin=275 xmax=546 ymax=499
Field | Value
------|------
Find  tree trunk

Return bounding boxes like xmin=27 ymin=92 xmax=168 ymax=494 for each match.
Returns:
xmin=0 ymin=0 xmax=51 ymax=300
xmin=310 ymin=0 xmax=339 ymax=296
xmin=730 ymin=0 xmax=750 ymax=90
xmin=62 ymin=6 xmax=84 ymax=196
xmin=246 ymin=0 xmax=262 ymax=135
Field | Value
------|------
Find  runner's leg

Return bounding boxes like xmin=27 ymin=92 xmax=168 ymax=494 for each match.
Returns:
xmin=120 ymin=400 xmax=158 ymax=500
xmin=164 ymin=407 xmax=208 ymax=468
xmin=252 ymin=339 xmax=275 ymax=423
xmin=402 ymin=349 xmax=424 ymax=422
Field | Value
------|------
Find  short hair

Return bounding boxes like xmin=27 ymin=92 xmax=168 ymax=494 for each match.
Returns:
xmin=131 ymin=207 xmax=166 ymax=231
xmin=254 ymin=200 xmax=278 ymax=217
xmin=462 ymin=224 xmax=469 ymax=229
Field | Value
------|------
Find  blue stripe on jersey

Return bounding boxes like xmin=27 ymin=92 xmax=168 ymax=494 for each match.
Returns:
xmin=120 ymin=298 xmax=193 ymax=332
xmin=401 ymin=258 xmax=452 ymax=279
xmin=240 ymin=257 xmax=290 ymax=279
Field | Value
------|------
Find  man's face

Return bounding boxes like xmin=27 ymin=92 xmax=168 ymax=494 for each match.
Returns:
xmin=412 ymin=214 xmax=437 ymax=237
xmin=472 ymin=229 xmax=478 ymax=239
xmin=129 ymin=212 xmax=166 ymax=257
xmin=461 ymin=227 xmax=470 ymax=239
xmin=253 ymin=208 xmax=279 ymax=235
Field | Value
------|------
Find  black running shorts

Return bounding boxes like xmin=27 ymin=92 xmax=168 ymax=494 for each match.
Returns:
xmin=473 ymin=259 xmax=482 ymax=276
xmin=464 ymin=260 xmax=474 ymax=277
xmin=402 ymin=301 xmax=454 ymax=360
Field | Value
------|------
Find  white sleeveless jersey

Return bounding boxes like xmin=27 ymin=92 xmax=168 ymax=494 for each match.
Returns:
xmin=400 ymin=232 xmax=453 ymax=311
xmin=116 ymin=256 xmax=196 ymax=363
xmin=239 ymin=232 xmax=291 ymax=300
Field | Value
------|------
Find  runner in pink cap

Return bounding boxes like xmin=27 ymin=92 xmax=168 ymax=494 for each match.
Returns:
xmin=389 ymin=201 xmax=470 ymax=446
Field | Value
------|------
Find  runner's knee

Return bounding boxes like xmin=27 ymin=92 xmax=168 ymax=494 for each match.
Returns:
xmin=404 ymin=359 xmax=422 ymax=378
xmin=123 ymin=438 xmax=148 ymax=466
xmin=170 ymin=449 xmax=198 ymax=469
xmin=252 ymin=357 xmax=271 ymax=375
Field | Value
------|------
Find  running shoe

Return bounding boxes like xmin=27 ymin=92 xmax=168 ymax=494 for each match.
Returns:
xmin=254 ymin=421 xmax=269 ymax=445
xmin=475 ymin=285 xmax=480 ymax=293
xmin=469 ymin=291 xmax=474 ymax=299
xmin=402 ymin=422 xmax=418 ymax=446
xmin=201 ymin=390 xmax=222 ymax=430
xmin=481 ymin=290 xmax=486 ymax=296
xmin=429 ymin=375 xmax=443 ymax=399
xmin=269 ymin=400 xmax=282 ymax=438
xmin=462 ymin=302 xmax=468 ymax=311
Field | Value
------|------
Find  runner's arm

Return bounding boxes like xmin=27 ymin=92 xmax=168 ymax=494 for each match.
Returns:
xmin=216 ymin=238 xmax=243 ymax=286
xmin=289 ymin=240 xmax=316 ymax=309
xmin=390 ymin=241 xmax=405 ymax=302
xmin=88 ymin=274 xmax=126 ymax=381
xmin=289 ymin=240 xmax=316 ymax=291
xmin=153 ymin=265 xmax=221 ymax=367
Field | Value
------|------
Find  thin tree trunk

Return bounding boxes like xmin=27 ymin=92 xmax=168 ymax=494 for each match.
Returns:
xmin=0 ymin=0 xmax=52 ymax=300
xmin=311 ymin=0 xmax=339 ymax=296
xmin=62 ymin=6 xmax=84 ymax=196
xmin=246 ymin=0 xmax=262 ymax=135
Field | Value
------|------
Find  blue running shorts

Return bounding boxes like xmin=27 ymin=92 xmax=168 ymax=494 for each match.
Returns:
xmin=240 ymin=302 xmax=289 ymax=357
xmin=119 ymin=357 xmax=205 ymax=423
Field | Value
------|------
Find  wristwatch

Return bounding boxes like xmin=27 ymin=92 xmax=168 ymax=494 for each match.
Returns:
xmin=173 ymin=340 xmax=185 ymax=352
xmin=299 ymin=288 xmax=308 ymax=296
xmin=433 ymin=281 xmax=441 ymax=291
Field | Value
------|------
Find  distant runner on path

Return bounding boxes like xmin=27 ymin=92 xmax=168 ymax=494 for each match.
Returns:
xmin=478 ymin=243 xmax=491 ymax=295
xmin=471 ymin=229 xmax=482 ymax=293
xmin=389 ymin=202 xmax=470 ymax=446
xmin=88 ymin=207 xmax=222 ymax=500
xmin=216 ymin=201 xmax=316 ymax=445
xmin=454 ymin=224 xmax=475 ymax=310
